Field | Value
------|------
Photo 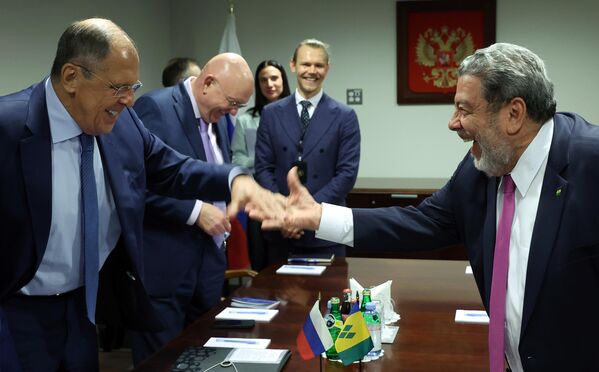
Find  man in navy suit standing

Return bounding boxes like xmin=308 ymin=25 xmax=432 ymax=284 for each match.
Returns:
xmin=274 ymin=43 xmax=599 ymax=372
xmin=0 ymin=18 xmax=282 ymax=372
xmin=254 ymin=39 xmax=361 ymax=263
xmin=130 ymin=53 xmax=253 ymax=365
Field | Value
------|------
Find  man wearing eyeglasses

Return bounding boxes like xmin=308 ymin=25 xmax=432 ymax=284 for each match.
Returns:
xmin=254 ymin=39 xmax=361 ymax=264
xmin=129 ymin=53 xmax=253 ymax=366
xmin=0 ymin=18 xmax=283 ymax=371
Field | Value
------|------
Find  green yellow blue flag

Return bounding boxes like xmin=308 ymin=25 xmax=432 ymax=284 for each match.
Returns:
xmin=334 ymin=302 xmax=373 ymax=365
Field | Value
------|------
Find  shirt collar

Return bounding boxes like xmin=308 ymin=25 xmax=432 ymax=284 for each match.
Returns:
xmin=184 ymin=77 xmax=202 ymax=120
xmin=45 ymin=77 xmax=83 ymax=144
xmin=295 ymin=88 xmax=323 ymax=108
xmin=509 ymin=118 xmax=554 ymax=197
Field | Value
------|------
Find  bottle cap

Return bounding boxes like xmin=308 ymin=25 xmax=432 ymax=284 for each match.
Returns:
xmin=362 ymin=289 xmax=371 ymax=296
xmin=330 ymin=297 xmax=340 ymax=304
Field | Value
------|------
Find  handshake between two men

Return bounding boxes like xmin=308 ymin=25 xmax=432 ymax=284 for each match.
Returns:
xmin=234 ymin=167 xmax=319 ymax=237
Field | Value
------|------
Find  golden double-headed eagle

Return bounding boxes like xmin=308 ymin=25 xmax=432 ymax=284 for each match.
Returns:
xmin=415 ymin=26 xmax=475 ymax=88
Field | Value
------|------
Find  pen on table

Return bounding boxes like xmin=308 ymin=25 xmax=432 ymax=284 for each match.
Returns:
xmin=288 ymin=259 xmax=319 ymax=263
xmin=215 ymin=339 xmax=259 ymax=345
xmin=464 ymin=312 xmax=488 ymax=317
xmin=228 ymin=310 xmax=269 ymax=315
xmin=285 ymin=265 xmax=317 ymax=270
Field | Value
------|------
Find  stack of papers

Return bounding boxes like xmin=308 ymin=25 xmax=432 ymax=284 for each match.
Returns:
xmin=215 ymin=307 xmax=279 ymax=322
xmin=454 ymin=309 xmax=489 ymax=324
xmin=204 ymin=337 xmax=271 ymax=349
xmin=275 ymin=265 xmax=327 ymax=276
xmin=287 ymin=253 xmax=334 ymax=264
xmin=231 ymin=297 xmax=280 ymax=309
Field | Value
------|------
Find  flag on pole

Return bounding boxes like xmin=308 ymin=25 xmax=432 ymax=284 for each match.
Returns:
xmin=219 ymin=3 xmax=242 ymax=141
xmin=334 ymin=301 xmax=374 ymax=365
xmin=296 ymin=300 xmax=334 ymax=360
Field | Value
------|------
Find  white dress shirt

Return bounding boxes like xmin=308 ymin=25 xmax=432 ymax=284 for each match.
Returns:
xmin=316 ymin=119 xmax=555 ymax=372
xmin=183 ymin=78 xmax=227 ymax=247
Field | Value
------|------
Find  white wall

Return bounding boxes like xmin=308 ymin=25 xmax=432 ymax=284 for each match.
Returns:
xmin=2 ymin=0 xmax=598 ymax=179
xmin=0 ymin=0 xmax=171 ymax=95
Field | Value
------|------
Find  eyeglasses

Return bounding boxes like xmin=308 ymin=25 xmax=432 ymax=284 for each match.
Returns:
xmin=72 ymin=63 xmax=143 ymax=97
xmin=212 ymin=79 xmax=247 ymax=109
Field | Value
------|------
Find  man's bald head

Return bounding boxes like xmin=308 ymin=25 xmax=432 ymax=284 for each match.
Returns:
xmin=192 ymin=53 xmax=254 ymax=123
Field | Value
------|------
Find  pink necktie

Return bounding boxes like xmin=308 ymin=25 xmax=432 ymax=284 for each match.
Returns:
xmin=489 ymin=175 xmax=516 ymax=372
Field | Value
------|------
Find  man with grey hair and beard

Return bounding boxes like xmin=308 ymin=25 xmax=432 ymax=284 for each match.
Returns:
xmin=268 ymin=43 xmax=599 ymax=371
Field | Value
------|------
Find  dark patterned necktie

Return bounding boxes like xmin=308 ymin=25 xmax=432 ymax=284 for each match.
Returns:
xmin=300 ymin=100 xmax=311 ymax=129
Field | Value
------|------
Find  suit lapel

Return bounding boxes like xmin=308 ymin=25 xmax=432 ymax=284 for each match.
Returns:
xmin=20 ymin=82 xmax=52 ymax=263
xmin=303 ymin=94 xmax=336 ymax=157
xmin=520 ymin=120 xmax=569 ymax=337
xmin=173 ymin=82 xmax=206 ymax=160
xmin=279 ymin=96 xmax=302 ymax=145
xmin=482 ymin=176 xmax=498 ymax=309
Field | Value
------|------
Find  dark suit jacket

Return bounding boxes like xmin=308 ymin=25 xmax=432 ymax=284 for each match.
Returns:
xmin=133 ymin=81 xmax=230 ymax=297
xmin=353 ymin=112 xmax=599 ymax=370
xmin=255 ymin=93 xmax=360 ymax=247
xmin=0 ymin=80 xmax=233 ymax=331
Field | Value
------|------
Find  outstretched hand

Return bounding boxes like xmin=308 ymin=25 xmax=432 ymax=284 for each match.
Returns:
xmin=261 ymin=167 xmax=322 ymax=231
xmin=227 ymin=175 xmax=285 ymax=223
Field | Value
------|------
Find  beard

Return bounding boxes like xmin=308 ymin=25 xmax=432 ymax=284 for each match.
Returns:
xmin=472 ymin=116 xmax=513 ymax=177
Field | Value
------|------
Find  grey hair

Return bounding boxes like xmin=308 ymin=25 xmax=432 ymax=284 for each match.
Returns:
xmin=458 ymin=43 xmax=556 ymax=124
xmin=292 ymin=38 xmax=330 ymax=64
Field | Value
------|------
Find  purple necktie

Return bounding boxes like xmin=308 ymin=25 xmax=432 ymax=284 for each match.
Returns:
xmin=489 ymin=174 xmax=516 ymax=372
xmin=199 ymin=118 xmax=216 ymax=164
xmin=198 ymin=118 xmax=226 ymax=248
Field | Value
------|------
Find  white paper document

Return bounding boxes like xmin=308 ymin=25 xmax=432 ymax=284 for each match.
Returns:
xmin=204 ymin=337 xmax=270 ymax=349
xmin=227 ymin=348 xmax=288 ymax=363
xmin=215 ymin=307 xmax=279 ymax=322
xmin=455 ymin=309 xmax=489 ymax=324
xmin=275 ymin=265 xmax=326 ymax=276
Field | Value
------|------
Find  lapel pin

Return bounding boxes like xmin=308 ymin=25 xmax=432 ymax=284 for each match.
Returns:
xmin=555 ymin=187 xmax=562 ymax=197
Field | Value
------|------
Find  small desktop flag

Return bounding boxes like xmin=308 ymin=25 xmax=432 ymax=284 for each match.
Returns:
xmin=334 ymin=301 xmax=373 ymax=365
xmin=296 ymin=300 xmax=334 ymax=360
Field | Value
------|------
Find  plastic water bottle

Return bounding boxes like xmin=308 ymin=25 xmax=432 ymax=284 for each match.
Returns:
xmin=364 ymin=302 xmax=382 ymax=357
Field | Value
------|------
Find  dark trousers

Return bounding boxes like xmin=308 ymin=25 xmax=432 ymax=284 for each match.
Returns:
xmin=0 ymin=307 xmax=21 ymax=372
xmin=130 ymin=245 xmax=225 ymax=366
xmin=3 ymin=287 xmax=98 ymax=372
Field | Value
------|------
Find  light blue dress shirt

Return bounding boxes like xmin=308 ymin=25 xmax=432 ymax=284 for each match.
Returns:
xmin=20 ymin=78 xmax=121 ymax=296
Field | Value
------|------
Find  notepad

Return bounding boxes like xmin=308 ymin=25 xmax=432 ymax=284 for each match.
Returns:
xmin=455 ymin=309 xmax=489 ymax=324
xmin=215 ymin=307 xmax=279 ymax=322
xmin=204 ymin=337 xmax=270 ymax=349
xmin=276 ymin=264 xmax=326 ymax=276
xmin=231 ymin=297 xmax=280 ymax=309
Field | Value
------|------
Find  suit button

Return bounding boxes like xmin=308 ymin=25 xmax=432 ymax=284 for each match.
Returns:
xmin=282 ymin=146 xmax=287 ymax=151
xmin=313 ymin=174 xmax=318 ymax=179
xmin=320 ymin=148 xmax=324 ymax=153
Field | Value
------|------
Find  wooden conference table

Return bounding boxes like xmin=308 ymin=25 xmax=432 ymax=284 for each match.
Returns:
xmin=135 ymin=258 xmax=488 ymax=371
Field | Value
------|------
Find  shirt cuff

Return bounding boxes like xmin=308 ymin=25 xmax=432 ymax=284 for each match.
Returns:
xmin=315 ymin=203 xmax=354 ymax=247
xmin=186 ymin=200 xmax=203 ymax=225
xmin=228 ymin=166 xmax=251 ymax=189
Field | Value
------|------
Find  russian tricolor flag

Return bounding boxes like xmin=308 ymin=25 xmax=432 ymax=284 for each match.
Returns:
xmin=296 ymin=300 xmax=334 ymax=360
